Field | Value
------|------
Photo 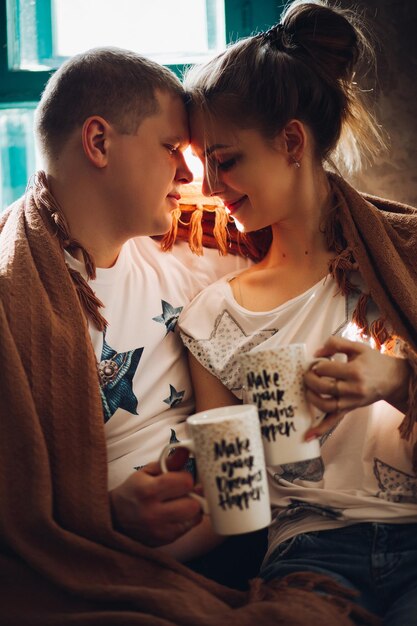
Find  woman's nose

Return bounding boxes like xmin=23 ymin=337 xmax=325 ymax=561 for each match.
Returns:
xmin=201 ymin=170 xmax=223 ymax=197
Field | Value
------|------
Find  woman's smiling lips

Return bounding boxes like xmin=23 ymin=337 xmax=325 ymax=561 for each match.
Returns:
xmin=224 ymin=195 xmax=248 ymax=216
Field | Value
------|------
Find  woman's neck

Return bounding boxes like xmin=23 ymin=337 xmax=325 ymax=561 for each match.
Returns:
xmin=261 ymin=167 xmax=332 ymax=269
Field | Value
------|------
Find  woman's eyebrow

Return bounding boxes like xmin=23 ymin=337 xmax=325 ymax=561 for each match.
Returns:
xmin=205 ymin=143 xmax=231 ymax=156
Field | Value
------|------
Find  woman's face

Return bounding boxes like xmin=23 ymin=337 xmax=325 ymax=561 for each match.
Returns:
xmin=190 ymin=108 xmax=300 ymax=233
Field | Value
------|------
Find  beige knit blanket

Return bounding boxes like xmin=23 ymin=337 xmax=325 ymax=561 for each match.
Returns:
xmin=0 ymin=172 xmax=407 ymax=625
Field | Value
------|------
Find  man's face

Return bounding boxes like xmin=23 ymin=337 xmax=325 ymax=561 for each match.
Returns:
xmin=106 ymin=90 xmax=193 ymax=238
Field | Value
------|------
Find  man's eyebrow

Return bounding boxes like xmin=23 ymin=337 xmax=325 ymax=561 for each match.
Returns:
xmin=205 ymin=143 xmax=231 ymax=156
xmin=165 ymin=135 xmax=188 ymax=147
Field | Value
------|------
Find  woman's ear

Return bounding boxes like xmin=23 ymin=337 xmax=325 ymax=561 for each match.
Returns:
xmin=281 ymin=119 xmax=307 ymax=165
xmin=82 ymin=116 xmax=110 ymax=168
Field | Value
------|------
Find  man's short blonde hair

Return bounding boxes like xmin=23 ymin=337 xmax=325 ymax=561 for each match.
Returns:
xmin=35 ymin=47 xmax=184 ymax=160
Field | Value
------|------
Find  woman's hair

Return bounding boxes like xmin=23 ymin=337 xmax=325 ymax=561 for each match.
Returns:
xmin=184 ymin=0 xmax=385 ymax=173
xmin=35 ymin=47 xmax=184 ymax=161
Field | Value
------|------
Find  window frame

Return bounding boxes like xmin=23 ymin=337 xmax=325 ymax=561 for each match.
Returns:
xmin=0 ymin=0 xmax=282 ymax=209
xmin=0 ymin=0 xmax=282 ymax=105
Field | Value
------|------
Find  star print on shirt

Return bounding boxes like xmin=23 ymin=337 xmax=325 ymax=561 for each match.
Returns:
xmin=97 ymin=331 xmax=144 ymax=422
xmin=152 ymin=300 xmax=183 ymax=334
xmin=181 ymin=310 xmax=278 ymax=392
xmin=169 ymin=429 xmax=196 ymax=478
xmin=374 ymin=458 xmax=417 ymax=504
xmin=133 ymin=429 xmax=196 ymax=479
xmin=273 ymin=457 xmax=325 ymax=484
xmin=163 ymin=384 xmax=185 ymax=408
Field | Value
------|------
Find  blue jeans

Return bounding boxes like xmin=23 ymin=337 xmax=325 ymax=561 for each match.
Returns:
xmin=260 ymin=523 xmax=417 ymax=625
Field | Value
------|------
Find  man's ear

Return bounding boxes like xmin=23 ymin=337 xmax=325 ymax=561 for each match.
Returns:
xmin=82 ymin=116 xmax=110 ymax=168
xmin=281 ymin=119 xmax=306 ymax=164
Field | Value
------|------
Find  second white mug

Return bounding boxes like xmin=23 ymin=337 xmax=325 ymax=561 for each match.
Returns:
xmin=159 ymin=404 xmax=271 ymax=535
xmin=239 ymin=344 xmax=327 ymax=465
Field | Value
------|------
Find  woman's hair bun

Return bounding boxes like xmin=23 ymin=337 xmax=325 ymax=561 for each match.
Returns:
xmin=281 ymin=0 xmax=364 ymax=82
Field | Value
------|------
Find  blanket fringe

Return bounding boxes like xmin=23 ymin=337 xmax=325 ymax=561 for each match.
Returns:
xmin=249 ymin=573 xmax=380 ymax=625
xmin=32 ymin=171 xmax=107 ymax=331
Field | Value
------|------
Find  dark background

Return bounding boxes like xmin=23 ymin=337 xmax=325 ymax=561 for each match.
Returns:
xmin=339 ymin=0 xmax=417 ymax=205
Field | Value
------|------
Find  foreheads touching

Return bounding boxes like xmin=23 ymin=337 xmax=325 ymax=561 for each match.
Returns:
xmin=34 ymin=47 xmax=185 ymax=163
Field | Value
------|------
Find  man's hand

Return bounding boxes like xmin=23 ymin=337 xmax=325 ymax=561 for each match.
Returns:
xmin=303 ymin=336 xmax=410 ymax=439
xmin=109 ymin=448 xmax=203 ymax=546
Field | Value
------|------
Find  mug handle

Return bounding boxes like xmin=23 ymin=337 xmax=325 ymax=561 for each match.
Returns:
xmin=305 ymin=356 xmax=331 ymax=426
xmin=159 ymin=440 xmax=209 ymax=514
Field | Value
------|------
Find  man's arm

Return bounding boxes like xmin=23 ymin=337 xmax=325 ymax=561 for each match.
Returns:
xmin=109 ymin=448 xmax=202 ymax=548
xmin=109 ymin=354 xmax=240 ymax=560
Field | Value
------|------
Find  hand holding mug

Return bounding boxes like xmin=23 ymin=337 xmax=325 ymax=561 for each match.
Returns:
xmin=304 ymin=335 xmax=410 ymax=438
xmin=159 ymin=405 xmax=271 ymax=535
xmin=109 ymin=448 xmax=202 ymax=547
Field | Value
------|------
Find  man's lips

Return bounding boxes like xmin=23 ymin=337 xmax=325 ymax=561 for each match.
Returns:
xmin=224 ymin=196 xmax=247 ymax=215
xmin=166 ymin=193 xmax=181 ymax=209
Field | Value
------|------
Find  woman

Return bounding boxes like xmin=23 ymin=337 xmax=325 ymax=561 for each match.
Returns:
xmin=178 ymin=1 xmax=417 ymax=623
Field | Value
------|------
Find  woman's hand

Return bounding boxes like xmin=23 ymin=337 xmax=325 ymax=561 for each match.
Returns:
xmin=303 ymin=336 xmax=410 ymax=439
xmin=109 ymin=448 xmax=203 ymax=547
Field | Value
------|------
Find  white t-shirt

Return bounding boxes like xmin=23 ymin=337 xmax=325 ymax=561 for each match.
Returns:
xmin=65 ymin=237 xmax=250 ymax=490
xmin=178 ymin=270 xmax=417 ymax=561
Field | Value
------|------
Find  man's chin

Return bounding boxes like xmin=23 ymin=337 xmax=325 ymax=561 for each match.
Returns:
xmin=145 ymin=215 xmax=174 ymax=239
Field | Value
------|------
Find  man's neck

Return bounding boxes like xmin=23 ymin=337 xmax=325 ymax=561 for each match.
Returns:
xmin=46 ymin=171 xmax=125 ymax=268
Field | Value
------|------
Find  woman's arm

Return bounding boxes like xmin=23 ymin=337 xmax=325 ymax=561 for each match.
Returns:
xmin=188 ymin=352 xmax=240 ymax=412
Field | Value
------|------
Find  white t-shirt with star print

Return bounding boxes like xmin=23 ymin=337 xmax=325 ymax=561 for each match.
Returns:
xmin=65 ymin=237 xmax=249 ymax=489
xmin=178 ymin=270 xmax=417 ymax=562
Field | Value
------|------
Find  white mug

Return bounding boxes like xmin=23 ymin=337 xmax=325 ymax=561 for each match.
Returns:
xmin=239 ymin=344 xmax=327 ymax=466
xmin=159 ymin=404 xmax=271 ymax=535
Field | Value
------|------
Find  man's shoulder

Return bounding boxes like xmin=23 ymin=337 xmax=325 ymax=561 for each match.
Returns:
xmin=0 ymin=196 xmax=24 ymax=231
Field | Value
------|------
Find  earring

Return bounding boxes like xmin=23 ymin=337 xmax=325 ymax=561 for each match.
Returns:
xmin=292 ymin=157 xmax=301 ymax=168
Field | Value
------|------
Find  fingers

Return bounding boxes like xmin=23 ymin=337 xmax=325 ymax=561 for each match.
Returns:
xmin=305 ymin=412 xmax=344 ymax=440
xmin=313 ymin=335 xmax=366 ymax=359
xmin=140 ymin=466 xmax=195 ymax=501
xmin=137 ymin=485 xmax=203 ymax=545
xmin=305 ymin=387 xmax=344 ymax=415
xmin=160 ymin=495 xmax=202 ymax=525
xmin=109 ymin=465 xmax=203 ymax=547
xmin=308 ymin=359 xmax=349 ymax=380
xmin=137 ymin=501 xmax=203 ymax=546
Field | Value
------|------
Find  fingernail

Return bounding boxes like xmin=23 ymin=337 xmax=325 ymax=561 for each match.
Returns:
xmin=305 ymin=432 xmax=318 ymax=442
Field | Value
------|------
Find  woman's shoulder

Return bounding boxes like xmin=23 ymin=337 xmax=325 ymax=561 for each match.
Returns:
xmin=184 ymin=269 xmax=239 ymax=308
xmin=178 ymin=268 xmax=244 ymax=331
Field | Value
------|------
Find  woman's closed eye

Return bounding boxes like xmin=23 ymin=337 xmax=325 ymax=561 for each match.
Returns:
xmin=216 ymin=157 xmax=237 ymax=172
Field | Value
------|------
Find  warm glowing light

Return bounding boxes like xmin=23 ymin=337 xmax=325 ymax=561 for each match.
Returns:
xmin=341 ymin=321 xmax=376 ymax=349
xmin=181 ymin=148 xmax=245 ymax=232
xmin=184 ymin=146 xmax=203 ymax=179
xmin=341 ymin=321 xmax=365 ymax=343
xmin=232 ymin=216 xmax=245 ymax=232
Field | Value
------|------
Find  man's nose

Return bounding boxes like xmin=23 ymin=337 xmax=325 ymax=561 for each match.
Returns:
xmin=175 ymin=153 xmax=193 ymax=184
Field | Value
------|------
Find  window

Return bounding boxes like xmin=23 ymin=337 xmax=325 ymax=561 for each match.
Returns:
xmin=0 ymin=0 xmax=282 ymax=210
